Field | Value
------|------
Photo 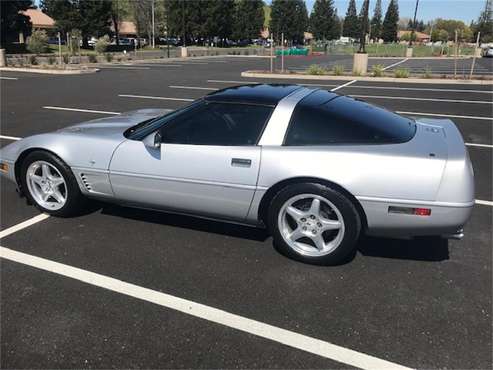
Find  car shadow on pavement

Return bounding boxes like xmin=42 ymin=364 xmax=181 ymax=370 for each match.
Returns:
xmin=100 ymin=204 xmax=270 ymax=242
xmin=98 ymin=204 xmax=449 ymax=262
xmin=358 ymin=236 xmax=450 ymax=262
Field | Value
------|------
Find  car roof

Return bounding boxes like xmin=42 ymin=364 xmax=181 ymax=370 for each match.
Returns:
xmin=204 ymin=84 xmax=303 ymax=106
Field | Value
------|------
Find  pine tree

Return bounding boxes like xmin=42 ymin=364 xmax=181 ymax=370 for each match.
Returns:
xmin=370 ymin=0 xmax=382 ymax=40
xmin=330 ymin=9 xmax=342 ymax=40
xmin=310 ymin=0 xmax=336 ymax=41
xmin=1 ymin=0 xmax=32 ymax=47
xmin=342 ymin=0 xmax=359 ymax=38
xmin=381 ymin=0 xmax=399 ymax=42
xmin=358 ymin=0 xmax=370 ymax=52
xmin=203 ymin=0 xmax=234 ymax=41
xmin=270 ymin=0 xmax=308 ymax=44
xmin=233 ymin=0 xmax=264 ymax=40
xmin=475 ymin=0 xmax=493 ymax=42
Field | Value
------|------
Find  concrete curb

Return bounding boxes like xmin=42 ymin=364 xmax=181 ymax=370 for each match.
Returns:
xmin=0 ymin=67 xmax=99 ymax=75
xmin=369 ymin=56 xmax=473 ymax=60
xmin=241 ymin=71 xmax=493 ymax=85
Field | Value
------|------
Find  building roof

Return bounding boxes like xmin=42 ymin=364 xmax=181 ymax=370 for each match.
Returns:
xmin=398 ymin=30 xmax=431 ymax=40
xmin=205 ymin=84 xmax=301 ymax=106
xmin=21 ymin=8 xmax=55 ymax=29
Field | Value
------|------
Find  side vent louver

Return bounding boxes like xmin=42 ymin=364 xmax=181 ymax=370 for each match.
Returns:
xmin=80 ymin=173 xmax=92 ymax=191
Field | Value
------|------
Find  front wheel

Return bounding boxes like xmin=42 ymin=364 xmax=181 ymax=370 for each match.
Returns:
xmin=20 ymin=151 xmax=85 ymax=217
xmin=268 ymin=183 xmax=361 ymax=265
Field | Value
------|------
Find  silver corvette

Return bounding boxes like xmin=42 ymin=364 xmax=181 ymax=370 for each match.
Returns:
xmin=0 ymin=84 xmax=474 ymax=264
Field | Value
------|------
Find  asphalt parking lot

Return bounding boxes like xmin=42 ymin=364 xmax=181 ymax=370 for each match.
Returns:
xmin=1 ymin=55 xmax=492 ymax=369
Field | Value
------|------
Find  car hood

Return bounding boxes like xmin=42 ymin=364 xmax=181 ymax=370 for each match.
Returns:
xmin=57 ymin=108 xmax=173 ymax=139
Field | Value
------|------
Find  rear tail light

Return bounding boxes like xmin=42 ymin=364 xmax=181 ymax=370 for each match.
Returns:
xmin=388 ymin=206 xmax=431 ymax=216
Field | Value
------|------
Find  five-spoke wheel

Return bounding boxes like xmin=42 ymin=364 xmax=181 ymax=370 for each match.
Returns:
xmin=20 ymin=151 xmax=85 ymax=216
xmin=269 ymin=183 xmax=361 ymax=265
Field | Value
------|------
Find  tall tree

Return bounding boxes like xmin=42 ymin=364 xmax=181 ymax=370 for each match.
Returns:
xmin=370 ymin=0 xmax=382 ymax=40
xmin=42 ymin=0 xmax=112 ymax=47
xmin=166 ymin=0 xmax=205 ymax=44
xmin=358 ymin=0 xmax=370 ymax=52
xmin=342 ymin=0 xmax=359 ymax=38
xmin=1 ymin=0 xmax=32 ymax=47
xmin=233 ymin=0 xmax=264 ymax=40
xmin=474 ymin=0 xmax=493 ymax=42
xmin=270 ymin=0 xmax=308 ymax=44
xmin=203 ymin=0 xmax=234 ymax=42
xmin=110 ymin=0 xmax=131 ymax=45
xmin=330 ymin=10 xmax=342 ymax=39
xmin=381 ymin=0 xmax=399 ymax=42
xmin=310 ymin=0 xmax=336 ymax=41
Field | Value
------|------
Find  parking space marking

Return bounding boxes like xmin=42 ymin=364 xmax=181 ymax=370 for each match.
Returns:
xmin=476 ymin=199 xmax=493 ymax=206
xmin=382 ymin=58 xmax=409 ymax=71
xmin=397 ymin=111 xmax=493 ymax=121
xmin=345 ymin=85 xmax=493 ymax=94
xmin=43 ymin=106 xmax=120 ymax=115
xmin=0 ymin=214 xmax=50 ymax=239
xmin=208 ymin=79 xmax=259 ymax=84
xmin=331 ymin=80 xmax=357 ymax=91
xmin=351 ymin=95 xmax=493 ymax=105
xmin=138 ymin=64 xmax=183 ymax=68
xmin=0 ymin=77 xmax=18 ymax=80
xmin=169 ymin=85 xmax=218 ymax=91
xmin=466 ymin=143 xmax=493 ymax=149
xmin=0 ymin=246 xmax=411 ymax=370
xmin=118 ymin=94 xmax=194 ymax=102
xmin=97 ymin=66 xmax=151 ymax=70
xmin=0 ymin=135 xmax=21 ymax=141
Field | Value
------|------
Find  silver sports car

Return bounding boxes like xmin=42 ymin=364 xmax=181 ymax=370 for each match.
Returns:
xmin=0 ymin=84 xmax=474 ymax=264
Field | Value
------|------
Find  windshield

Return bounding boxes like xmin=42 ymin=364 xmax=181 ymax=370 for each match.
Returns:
xmin=124 ymin=100 xmax=203 ymax=140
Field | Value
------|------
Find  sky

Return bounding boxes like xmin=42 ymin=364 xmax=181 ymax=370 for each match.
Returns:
xmin=266 ymin=0 xmax=487 ymax=24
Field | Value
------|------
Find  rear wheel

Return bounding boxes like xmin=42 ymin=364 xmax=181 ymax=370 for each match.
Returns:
xmin=268 ymin=183 xmax=361 ymax=265
xmin=20 ymin=151 xmax=85 ymax=217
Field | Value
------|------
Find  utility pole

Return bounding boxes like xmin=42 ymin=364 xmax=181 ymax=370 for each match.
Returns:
xmin=281 ymin=33 xmax=284 ymax=73
xmin=151 ymin=0 xmax=155 ymax=48
xmin=166 ymin=4 xmax=170 ymax=58
xmin=409 ymin=0 xmax=419 ymax=47
xmin=454 ymin=30 xmax=458 ymax=79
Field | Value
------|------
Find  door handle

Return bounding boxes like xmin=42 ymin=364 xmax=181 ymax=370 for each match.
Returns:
xmin=231 ymin=158 xmax=252 ymax=167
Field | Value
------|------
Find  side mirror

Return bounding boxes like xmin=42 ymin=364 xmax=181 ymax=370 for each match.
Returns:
xmin=143 ymin=131 xmax=162 ymax=149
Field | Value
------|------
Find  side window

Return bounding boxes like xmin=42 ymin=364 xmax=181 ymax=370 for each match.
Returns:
xmin=160 ymin=103 xmax=272 ymax=146
xmin=284 ymin=95 xmax=415 ymax=146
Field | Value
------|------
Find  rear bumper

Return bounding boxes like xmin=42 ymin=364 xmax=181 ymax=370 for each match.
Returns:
xmin=359 ymin=197 xmax=474 ymax=238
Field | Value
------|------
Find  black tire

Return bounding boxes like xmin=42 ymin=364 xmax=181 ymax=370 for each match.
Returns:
xmin=267 ymin=183 xmax=361 ymax=265
xmin=20 ymin=151 xmax=85 ymax=217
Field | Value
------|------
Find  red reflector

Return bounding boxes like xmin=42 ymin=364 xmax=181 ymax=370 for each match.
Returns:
xmin=414 ymin=208 xmax=431 ymax=216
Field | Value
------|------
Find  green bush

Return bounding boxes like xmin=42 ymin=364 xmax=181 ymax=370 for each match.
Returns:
xmin=88 ymin=54 xmax=97 ymax=63
xmin=332 ymin=65 xmax=345 ymax=76
xmin=47 ymin=56 xmax=56 ymax=65
xmin=394 ymin=68 xmax=410 ymax=78
xmin=26 ymin=30 xmax=49 ymax=54
xmin=104 ymin=53 xmax=113 ymax=62
xmin=94 ymin=35 xmax=110 ymax=54
xmin=423 ymin=66 xmax=432 ymax=78
xmin=371 ymin=64 xmax=385 ymax=77
xmin=306 ymin=64 xmax=326 ymax=75
xmin=28 ymin=55 xmax=38 ymax=65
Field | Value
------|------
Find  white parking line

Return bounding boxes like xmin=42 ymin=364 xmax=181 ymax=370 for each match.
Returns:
xmin=382 ymin=58 xmax=409 ymax=71
xmin=0 ymin=135 xmax=21 ymax=141
xmin=98 ymin=66 xmax=150 ymax=70
xmin=169 ymin=85 xmax=218 ymax=91
xmin=0 ymin=246 xmax=411 ymax=370
xmin=118 ymin=94 xmax=194 ymax=102
xmin=351 ymin=95 xmax=493 ymax=105
xmin=208 ymin=79 xmax=259 ymax=84
xmin=138 ymin=64 xmax=183 ymax=68
xmin=43 ymin=106 xmax=120 ymax=115
xmin=0 ymin=76 xmax=18 ymax=80
xmin=331 ymin=80 xmax=357 ymax=91
xmin=346 ymin=85 xmax=493 ymax=94
xmin=397 ymin=111 xmax=493 ymax=121
xmin=0 ymin=214 xmax=50 ymax=239
xmin=466 ymin=142 xmax=493 ymax=148
xmin=476 ymin=199 xmax=493 ymax=206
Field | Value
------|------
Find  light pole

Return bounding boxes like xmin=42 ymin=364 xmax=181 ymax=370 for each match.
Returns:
xmin=151 ymin=0 xmax=155 ymax=48
xmin=409 ymin=0 xmax=420 ymax=47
